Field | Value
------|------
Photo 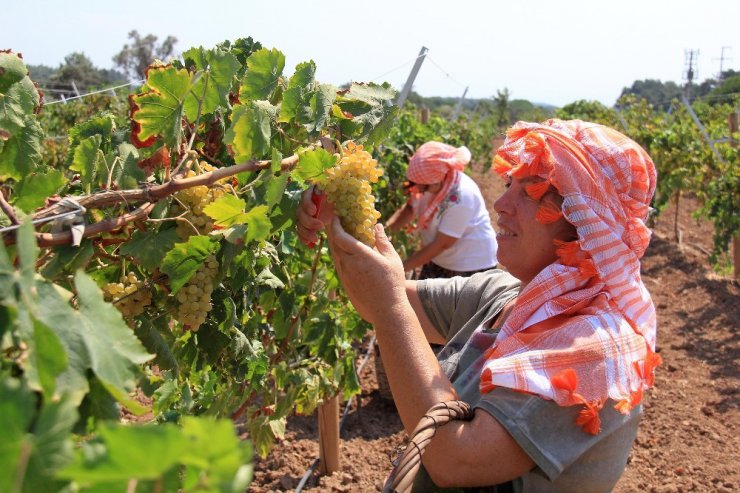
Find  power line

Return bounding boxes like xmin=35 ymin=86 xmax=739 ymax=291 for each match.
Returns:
xmin=44 ymin=80 xmax=144 ymax=105
xmin=425 ymin=55 xmax=467 ymax=90
xmin=370 ymin=54 xmax=426 ymax=83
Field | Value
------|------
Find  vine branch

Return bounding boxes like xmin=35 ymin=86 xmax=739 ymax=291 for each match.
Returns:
xmin=0 ymin=190 xmax=19 ymax=225
xmin=32 ymin=151 xmax=304 ymax=221
xmin=10 ymin=149 xmax=308 ymax=247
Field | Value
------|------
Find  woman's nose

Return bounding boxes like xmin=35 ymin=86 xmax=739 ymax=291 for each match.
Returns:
xmin=493 ymin=188 xmax=513 ymax=215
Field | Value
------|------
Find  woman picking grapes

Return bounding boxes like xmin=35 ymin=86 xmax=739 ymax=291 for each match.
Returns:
xmin=385 ymin=142 xmax=498 ymax=279
xmin=297 ymin=119 xmax=660 ymax=492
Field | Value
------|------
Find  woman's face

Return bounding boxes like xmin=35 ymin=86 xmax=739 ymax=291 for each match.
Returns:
xmin=412 ymin=182 xmax=443 ymax=194
xmin=493 ymin=176 xmax=575 ymax=286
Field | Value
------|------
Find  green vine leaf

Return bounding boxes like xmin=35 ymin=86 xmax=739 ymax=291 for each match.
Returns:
xmin=183 ymin=47 xmax=240 ymax=118
xmin=161 ymin=235 xmax=220 ymax=295
xmin=0 ymin=380 xmax=78 ymax=493
xmin=0 ymin=117 xmax=43 ymax=180
xmin=129 ymin=65 xmax=193 ymax=148
xmin=119 ymin=228 xmax=180 ymax=271
xmin=224 ymin=101 xmax=276 ymax=162
xmin=114 ymin=142 xmax=146 ymax=190
xmin=239 ymin=48 xmax=285 ymax=102
xmin=292 ymin=147 xmax=336 ymax=185
xmin=243 ymin=205 xmax=271 ymax=244
xmin=21 ymin=397 xmax=78 ymax=493
xmin=66 ymin=114 xmax=115 ymax=164
xmin=13 ymin=168 xmax=66 ymax=213
xmin=278 ymin=60 xmax=316 ymax=123
xmin=70 ymin=134 xmax=101 ymax=193
xmin=204 ymin=194 xmax=249 ymax=227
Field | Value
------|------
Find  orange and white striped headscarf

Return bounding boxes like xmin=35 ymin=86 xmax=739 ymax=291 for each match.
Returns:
xmin=480 ymin=119 xmax=660 ymax=434
xmin=406 ymin=142 xmax=471 ymax=230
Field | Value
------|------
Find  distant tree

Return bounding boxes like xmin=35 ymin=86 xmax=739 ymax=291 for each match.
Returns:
xmin=492 ymin=88 xmax=511 ymax=128
xmin=509 ymin=99 xmax=552 ymax=123
xmin=620 ymin=79 xmax=682 ymax=110
xmin=113 ymin=30 xmax=178 ymax=80
xmin=49 ymin=52 xmax=106 ymax=91
xmin=709 ymin=73 xmax=740 ymax=99
xmin=42 ymin=53 xmax=127 ymax=93
xmin=555 ymin=100 xmax=620 ymax=129
xmin=25 ymin=64 xmax=55 ymax=85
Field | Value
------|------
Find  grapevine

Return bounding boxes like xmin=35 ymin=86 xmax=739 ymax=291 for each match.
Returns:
xmin=0 ymin=40 xmax=399 ymax=491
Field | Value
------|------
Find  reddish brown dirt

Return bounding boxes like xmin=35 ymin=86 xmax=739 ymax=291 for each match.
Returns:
xmin=248 ymin=168 xmax=739 ymax=492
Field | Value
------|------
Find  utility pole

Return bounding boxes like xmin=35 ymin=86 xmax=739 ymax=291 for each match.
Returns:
xmin=396 ymin=46 xmax=428 ymax=108
xmin=712 ymin=46 xmax=732 ymax=80
xmin=682 ymin=50 xmax=699 ymax=99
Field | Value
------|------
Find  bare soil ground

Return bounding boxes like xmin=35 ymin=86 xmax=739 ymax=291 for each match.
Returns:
xmin=248 ymin=168 xmax=739 ymax=492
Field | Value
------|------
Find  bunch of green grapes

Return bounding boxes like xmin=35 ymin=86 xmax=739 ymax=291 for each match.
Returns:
xmin=174 ymin=255 xmax=219 ymax=331
xmin=320 ymin=142 xmax=383 ymax=246
xmin=172 ymin=163 xmax=227 ymax=240
xmin=103 ymin=272 xmax=152 ymax=318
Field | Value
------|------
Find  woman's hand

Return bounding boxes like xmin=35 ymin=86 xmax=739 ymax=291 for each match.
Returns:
xmin=296 ymin=186 xmax=335 ymax=247
xmin=327 ymin=217 xmax=408 ymax=326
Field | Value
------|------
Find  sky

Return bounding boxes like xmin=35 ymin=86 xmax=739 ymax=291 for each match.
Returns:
xmin=4 ymin=0 xmax=739 ymax=107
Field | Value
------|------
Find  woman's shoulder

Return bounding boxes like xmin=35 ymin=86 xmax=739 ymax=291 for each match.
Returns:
xmin=463 ymin=268 xmax=520 ymax=298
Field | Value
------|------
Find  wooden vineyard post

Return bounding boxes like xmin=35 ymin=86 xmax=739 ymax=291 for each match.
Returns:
xmin=318 ymin=395 xmax=340 ymax=475
xmin=419 ymin=107 xmax=430 ymax=124
xmin=729 ymin=111 xmax=739 ymax=280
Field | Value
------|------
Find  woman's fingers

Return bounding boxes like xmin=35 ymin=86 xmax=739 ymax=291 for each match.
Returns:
xmin=328 ymin=216 xmax=366 ymax=254
xmin=297 ymin=188 xmax=331 ymax=246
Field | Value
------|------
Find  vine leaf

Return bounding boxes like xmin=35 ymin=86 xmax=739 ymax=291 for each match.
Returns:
xmin=307 ymin=83 xmax=337 ymax=134
xmin=39 ymin=241 xmax=94 ymax=280
xmin=60 ymin=423 xmax=188 ymax=481
xmin=204 ymin=196 xmax=271 ymax=244
xmin=21 ymin=397 xmax=78 ymax=493
xmin=278 ymin=60 xmax=316 ymax=123
xmin=292 ymin=147 xmax=336 ymax=185
xmin=58 ymin=417 xmax=252 ymax=488
xmin=115 ymin=142 xmax=146 ymax=190
xmin=224 ymin=101 xmax=276 ymax=162
xmin=66 ymin=114 xmax=115 ymax=164
xmin=243 ymin=205 xmax=271 ymax=244
xmin=183 ymin=47 xmax=240 ymax=117
xmin=0 ymin=50 xmax=29 ymax=93
xmin=13 ymin=168 xmax=66 ymax=212
xmin=70 ymin=134 xmax=101 ymax=193
xmin=0 ymin=379 xmax=35 ymax=493
xmin=0 ymin=380 xmax=78 ymax=493
xmin=66 ymin=272 xmax=153 ymax=412
xmin=161 ymin=235 xmax=220 ymax=295
xmin=119 ymin=228 xmax=180 ymax=271
xmin=0 ymin=64 xmax=40 ymax=134
xmin=0 ymin=117 xmax=43 ymax=180
xmin=204 ymin=194 xmax=249 ymax=227
xmin=0 ymin=221 xmax=152 ymax=410
xmin=129 ymin=65 xmax=193 ymax=149
xmin=334 ymin=82 xmax=399 ymax=145
xmin=239 ymin=48 xmax=285 ymax=102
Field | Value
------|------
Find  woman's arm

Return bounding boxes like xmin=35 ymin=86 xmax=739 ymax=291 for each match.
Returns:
xmin=385 ymin=202 xmax=415 ymax=232
xmin=403 ymin=232 xmax=458 ymax=272
xmin=327 ymin=220 xmax=533 ymax=486
xmin=405 ymin=280 xmax=446 ymax=346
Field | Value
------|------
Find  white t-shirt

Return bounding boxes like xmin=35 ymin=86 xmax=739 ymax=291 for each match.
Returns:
xmin=411 ymin=172 xmax=498 ymax=271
